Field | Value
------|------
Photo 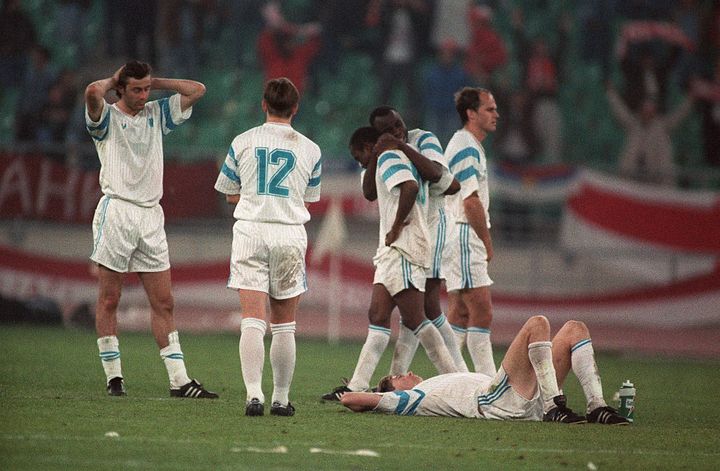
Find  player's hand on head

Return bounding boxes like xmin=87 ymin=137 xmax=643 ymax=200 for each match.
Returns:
xmin=374 ymin=133 xmax=401 ymax=154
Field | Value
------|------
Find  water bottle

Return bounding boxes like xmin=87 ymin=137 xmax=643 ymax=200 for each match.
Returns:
xmin=618 ymin=380 xmax=635 ymax=423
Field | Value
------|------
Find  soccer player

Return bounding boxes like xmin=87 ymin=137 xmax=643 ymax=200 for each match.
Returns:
xmin=214 ymin=77 xmax=322 ymax=417
xmin=444 ymin=87 xmax=499 ymax=376
xmin=321 ymin=126 xmax=457 ymax=401
xmin=340 ymin=315 xmax=631 ymax=425
xmin=85 ymin=61 xmax=217 ymax=398
xmin=368 ymin=107 xmax=467 ymax=375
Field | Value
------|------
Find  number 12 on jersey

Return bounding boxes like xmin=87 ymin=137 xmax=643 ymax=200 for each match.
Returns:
xmin=255 ymin=148 xmax=296 ymax=197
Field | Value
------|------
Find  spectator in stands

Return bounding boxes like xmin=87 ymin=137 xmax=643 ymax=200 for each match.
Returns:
xmin=512 ymin=8 xmax=568 ymax=163
xmin=15 ymin=45 xmax=57 ymax=142
xmin=104 ymin=0 xmax=158 ymax=64
xmin=430 ymin=0 xmax=471 ymax=53
xmin=691 ymin=59 xmax=720 ymax=167
xmin=577 ymin=0 xmax=614 ymax=79
xmin=37 ymin=70 xmax=79 ymax=149
xmin=423 ymin=39 xmax=471 ymax=147
xmin=367 ymin=0 xmax=433 ymax=127
xmin=54 ymin=0 xmax=91 ymax=65
xmin=257 ymin=3 xmax=322 ymax=96
xmin=0 ymin=0 xmax=37 ymax=90
xmin=313 ymin=0 xmax=374 ymax=77
xmin=464 ymin=5 xmax=508 ymax=88
xmin=493 ymin=89 xmax=539 ymax=165
xmin=606 ymin=80 xmax=695 ymax=186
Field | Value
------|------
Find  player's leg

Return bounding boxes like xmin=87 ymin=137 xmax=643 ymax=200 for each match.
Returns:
xmin=501 ymin=315 xmax=585 ymax=423
xmin=462 ymin=286 xmax=495 ymax=376
xmin=395 ymin=287 xmax=457 ymax=374
xmin=95 ymin=265 xmax=126 ymax=395
xmin=239 ymin=288 xmax=269 ymax=414
xmin=267 ymin=294 xmax=300 ymax=416
xmin=425 ymin=277 xmax=467 ymax=372
xmin=446 ymin=290 xmax=468 ymax=353
xmin=553 ymin=320 xmax=629 ymax=424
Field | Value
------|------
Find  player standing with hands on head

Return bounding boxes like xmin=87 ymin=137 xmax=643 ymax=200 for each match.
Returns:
xmin=444 ymin=87 xmax=499 ymax=376
xmin=85 ymin=61 xmax=218 ymax=398
xmin=215 ymin=77 xmax=322 ymax=417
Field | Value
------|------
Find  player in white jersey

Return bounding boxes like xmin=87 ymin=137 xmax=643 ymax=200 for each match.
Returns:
xmin=368 ymin=107 xmax=467 ymax=375
xmin=443 ymin=87 xmax=499 ymax=377
xmin=214 ymin=77 xmax=322 ymax=417
xmin=321 ymin=126 xmax=457 ymax=402
xmin=340 ymin=315 xmax=631 ymax=425
xmin=85 ymin=61 xmax=217 ymax=399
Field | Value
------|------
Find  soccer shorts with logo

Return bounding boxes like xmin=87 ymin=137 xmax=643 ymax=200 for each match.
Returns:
xmin=228 ymin=220 xmax=308 ymax=299
xmin=90 ymin=195 xmax=170 ymax=273
xmin=444 ymin=222 xmax=493 ymax=292
xmin=477 ymin=366 xmax=543 ymax=421
xmin=372 ymin=246 xmax=426 ymax=297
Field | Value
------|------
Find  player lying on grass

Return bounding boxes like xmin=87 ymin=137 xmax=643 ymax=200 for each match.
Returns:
xmin=339 ymin=315 xmax=630 ymax=424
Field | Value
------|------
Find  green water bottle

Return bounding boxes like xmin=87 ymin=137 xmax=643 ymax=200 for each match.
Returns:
xmin=618 ymin=380 xmax=635 ymax=423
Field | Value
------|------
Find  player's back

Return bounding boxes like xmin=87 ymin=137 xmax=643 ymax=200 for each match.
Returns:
xmin=231 ymin=122 xmax=321 ymax=225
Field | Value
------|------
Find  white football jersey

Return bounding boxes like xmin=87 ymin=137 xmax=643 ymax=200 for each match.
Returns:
xmin=375 ymin=372 xmax=491 ymax=418
xmin=374 ymin=149 xmax=430 ymax=267
xmin=408 ymin=128 xmax=454 ymax=226
xmin=85 ymin=93 xmax=191 ymax=207
xmin=444 ymin=129 xmax=491 ymax=226
xmin=215 ymin=122 xmax=322 ymax=225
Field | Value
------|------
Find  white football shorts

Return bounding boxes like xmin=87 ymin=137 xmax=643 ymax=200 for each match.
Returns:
xmin=444 ymin=222 xmax=493 ymax=292
xmin=90 ymin=195 xmax=170 ymax=273
xmin=373 ymin=246 xmax=426 ymax=297
xmin=477 ymin=366 xmax=543 ymax=421
xmin=426 ymin=208 xmax=448 ymax=280
xmin=228 ymin=220 xmax=307 ymax=299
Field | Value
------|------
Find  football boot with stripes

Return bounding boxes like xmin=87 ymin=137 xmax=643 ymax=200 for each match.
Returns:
xmin=542 ymin=395 xmax=587 ymax=424
xmin=170 ymin=379 xmax=219 ymax=399
xmin=587 ymin=406 xmax=631 ymax=425
xmin=107 ymin=377 xmax=126 ymax=396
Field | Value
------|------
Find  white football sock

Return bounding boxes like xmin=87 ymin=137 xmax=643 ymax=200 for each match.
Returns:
xmin=97 ymin=335 xmax=122 ymax=383
xmin=389 ymin=322 xmax=419 ymax=375
xmin=240 ymin=317 xmax=267 ymax=403
xmin=571 ymin=338 xmax=607 ymax=413
xmin=433 ymin=314 xmax=469 ymax=372
xmin=467 ymin=327 xmax=496 ymax=376
xmin=160 ymin=331 xmax=192 ymax=389
xmin=450 ymin=323 xmax=467 ymax=351
xmin=415 ymin=320 xmax=457 ymax=374
xmin=347 ymin=325 xmax=391 ymax=391
xmin=270 ymin=321 xmax=296 ymax=405
xmin=528 ymin=341 xmax=561 ymax=412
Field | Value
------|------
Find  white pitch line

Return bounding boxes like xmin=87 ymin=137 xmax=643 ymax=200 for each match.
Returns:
xmin=231 ymin=446 xmax=288 ymax=454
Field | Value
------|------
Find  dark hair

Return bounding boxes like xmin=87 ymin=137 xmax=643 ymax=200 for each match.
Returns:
xmin=455 ymin=87 xmax=491 ymax=124
xmin=368 ymin=105 xmax=396 ymax=127
xmin=377 ymin=375 xmax=395 ymax=393
xmin=117 ymin=61 xmax=152 ymax=98
xmin=349 ymin=126 xmax=380 ymax=150
xmin=263 ymin=77 xmax=299 ymax=118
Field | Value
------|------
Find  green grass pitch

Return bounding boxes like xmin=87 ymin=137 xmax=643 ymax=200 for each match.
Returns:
xmin=1 ymin=325 xmax=718 ymax=470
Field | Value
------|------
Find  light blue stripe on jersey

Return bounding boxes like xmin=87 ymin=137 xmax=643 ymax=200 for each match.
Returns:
xmin=221 ymin=162 xmax=240 ymax=182
xmin=431 ymin=207 xmax=446 ymax=278
xmin=91 ymin=196 xmax=111 ymax=258
xmin=477 ymin=374 xmax=510 ymax=406
xmin=228 ymin=146 xmax=238 ymax=166
xmin=459 ymin=223 xmax=473 ymax=288
xmin=159 ymin=97 xmax=177 ymax=131
xmin=416 ymin=132 xmax=443 ymax=154
xmin=381 ymin=163 xmax=411 ymax=183
xmin=87 ymin=111 xmax=110 ymax=141
xmin=308 ymin=176 xmax=321 ymax=187
xmin=312 ymin=159 xmax=322 ymax=174
xmin=468 ymin=327 xmax=491 ymax=334
xmin=571 ymin=338 xmax=592 ymax=352
xmin=393 ymin=389 xmax=426 ymax=415
xmin=455 ymin=166 xmax=479 ymax=183
xmin=405 ymin=389 xmax=427 ymax=415
xmin=449 ymin=147 xmax=480 ymax=172
xmin=378 ymin=152 xmax=401 ymax=168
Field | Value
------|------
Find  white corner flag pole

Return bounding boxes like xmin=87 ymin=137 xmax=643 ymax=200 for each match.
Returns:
xmin=310 ymin=198 xmax=347 ymax=344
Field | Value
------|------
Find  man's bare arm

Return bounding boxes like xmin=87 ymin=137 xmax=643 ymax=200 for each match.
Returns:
xmin=463 ymin=193 xmax=493 ymax=261
xmin=340 ymin=392 xmax=382 ymax=412
xmin=151 ymin=78 xmax=206 ymax=112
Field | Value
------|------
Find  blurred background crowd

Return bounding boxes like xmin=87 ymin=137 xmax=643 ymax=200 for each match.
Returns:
xmin=1 ymin=0 xmax=719 ymax=187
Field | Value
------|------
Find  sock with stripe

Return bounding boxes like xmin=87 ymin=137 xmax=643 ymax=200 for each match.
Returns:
xmin=389 ymin=322 xmax=419 ymax=375
xmin=433 ymin=313 xmax=469 ymax=372
xmin=270 ymin=321 xmax=296 ymax=406
xmin=240 ymin=317 xmax=267 ymax=403
xmin=347 ymin=325 xmax=391 ymax=391
xmin=467 ymin=328 xmax=496 ymax=376
xmin=160 ymin=331 xmax=192 ymax=389
xmin=415 ymin=321 xmax=457 ymax=374
xmin=528 ymin=341 xmax=562 ymax=413
xmin=571 ymin=338 xmax=607 ymax=413
xmin=97 ymin=335 xmax=122 ymax=383
xmin=451 ymin=323 xmax=467 ymax=351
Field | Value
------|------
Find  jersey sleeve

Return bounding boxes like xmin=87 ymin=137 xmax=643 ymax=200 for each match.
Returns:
xmin=304 ymin=152 xmax=322 ymax=203
xmin=448 ymin=145 xmax=481 ymax=200
xmin=214 ymin=143 xmax=242 ymax=195
xmin=416 ymin=131 xmax=444 ymax=164
xmin=375 ymin=389 xmax=427 ymax=416
xmin=85 ymin=101 xmax=110 ymax=141
xmin=158 ymin=93 xmax=192 ymax=135
xmin=377 ymin=151 xmax=416 ymax=193
xmin=429 ymin=165 xmax=455 ymax=196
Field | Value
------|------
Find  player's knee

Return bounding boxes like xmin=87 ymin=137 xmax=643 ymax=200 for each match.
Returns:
xmin=153 ymin=294 xmax=174 ymax=315
xmin=526 ymin=315 xmax=550 ymax=335
xmin=563 ymin=319 xmax=588 ymax=337
xmin=98 ymin=292 xmax=121 ymax=313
